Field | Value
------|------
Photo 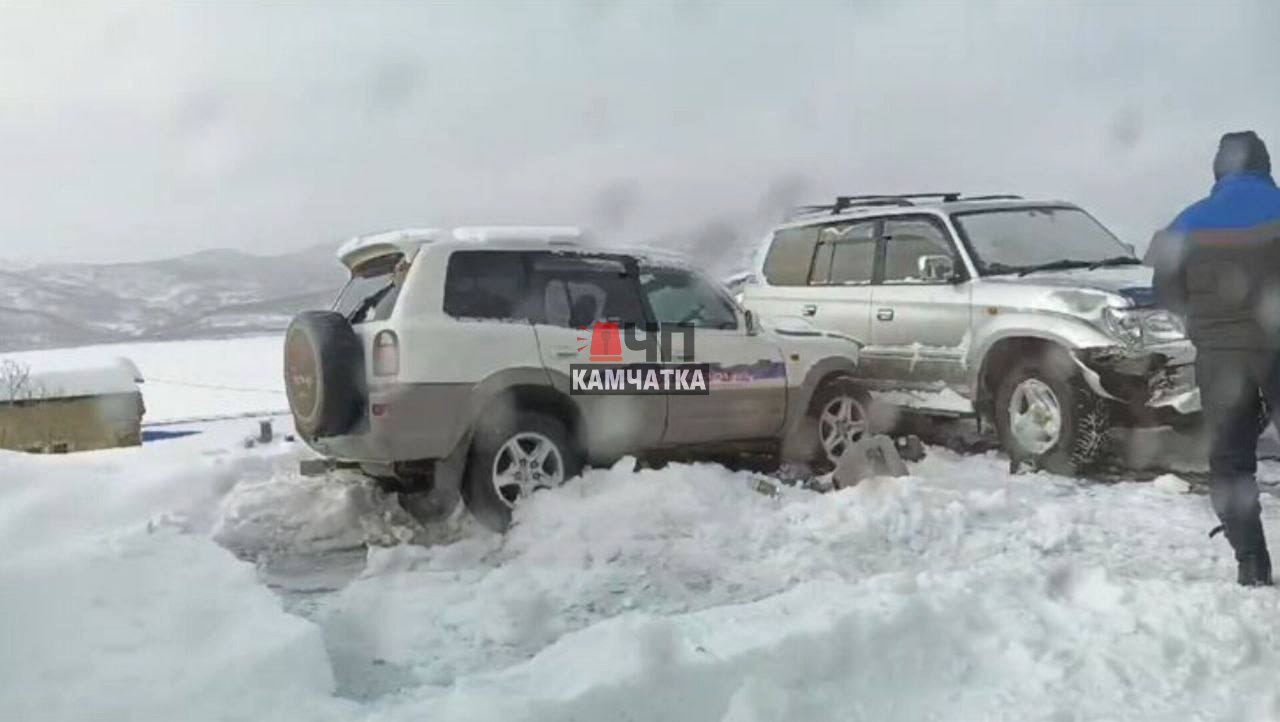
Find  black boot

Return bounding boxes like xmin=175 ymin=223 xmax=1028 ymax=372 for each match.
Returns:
xmin=1238 ymin=550 xmax=1273 ymax=587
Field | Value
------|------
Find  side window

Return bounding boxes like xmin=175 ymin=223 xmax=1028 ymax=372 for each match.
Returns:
xmin=443 ymin=251 xmax=537 ymax=321
xmin=531 ymin=254 xmax=647 ymax=328
xmin=640 ymin=266 xmax=738 ymax=330
xmin=812 ymin=221 xmax=877 ymax=285
xmin=762 ymin=227 xmax=819 ymax=286
xmin=882 ymin=218 xmax=955 ymax=283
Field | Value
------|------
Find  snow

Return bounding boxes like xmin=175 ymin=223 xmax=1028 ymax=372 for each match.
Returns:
xmin=338 ymin=228 xmax=444 ymax=265
xmin=0 ymin=424 xmax=354 ymax=722
xmin=3 ymin=335 xmax=286 ymax=422
xmin=6 ymin=340 xmax=1280 ymax=720
xmin=451 ymin=225 xmax=583 ymax=243
xmin=876 ymin=385 xmax=974 ymax=414
xmin=1152 ymin=473 xmax=1193 ymax=494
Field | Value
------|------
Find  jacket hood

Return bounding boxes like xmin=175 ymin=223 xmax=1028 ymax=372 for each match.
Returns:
xmin=1214 ymin=131 xmax=1271 ymax=181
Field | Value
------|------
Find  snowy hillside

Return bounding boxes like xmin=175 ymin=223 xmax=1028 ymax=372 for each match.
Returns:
xmin=0 ymin=246 xmax=345 ymax=352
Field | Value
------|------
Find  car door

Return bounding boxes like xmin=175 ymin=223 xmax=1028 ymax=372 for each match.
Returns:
xmin=745 ymin=223 xmax=873 ymax=348
xmin=784 ymin=218 xmax=885 ymax=386
xmin=527 ymin=252 xmax=667 ymax=460
xmin=641 ymin=264 xmax=787 ymax=445
xmin=867 ymin=216 xmax=973 ymax=390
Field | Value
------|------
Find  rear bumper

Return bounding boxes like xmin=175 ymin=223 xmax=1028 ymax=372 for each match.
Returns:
xmin=305 ymin=381 xmax=472 ymax=463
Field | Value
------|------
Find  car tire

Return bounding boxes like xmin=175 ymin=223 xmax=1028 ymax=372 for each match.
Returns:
xmin=994 ymin=356 xmax=1112 ymax=475
xmin=806 ymin=376 xmax=872 ymax=473
xmin=462 ymin=411 xmax=582 ymax=532
xmin=283 ymin=311 xmax=365 ymax=438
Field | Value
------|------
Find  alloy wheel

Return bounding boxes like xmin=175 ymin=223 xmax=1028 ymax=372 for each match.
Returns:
xmin=491 ymin=431 xmax=566 ymax=508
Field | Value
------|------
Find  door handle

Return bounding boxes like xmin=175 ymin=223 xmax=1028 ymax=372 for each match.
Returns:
xmin=801 ymin=304 xmax=817 ymax=317
xmin=876 ymin=308 xmax=895 ymax=321
xmin=552 ymin=348 xmax=579 ymax=358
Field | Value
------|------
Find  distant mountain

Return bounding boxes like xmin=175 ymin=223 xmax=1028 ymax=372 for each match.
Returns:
xmin=0 ymin=245 xmax=347 ymax=352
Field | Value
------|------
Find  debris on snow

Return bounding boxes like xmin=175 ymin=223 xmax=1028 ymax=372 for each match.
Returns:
xmin=1152 ymin=473 xmax=1192 ymax=494
xmin=833 ymin=434 xmax=910 ymax=488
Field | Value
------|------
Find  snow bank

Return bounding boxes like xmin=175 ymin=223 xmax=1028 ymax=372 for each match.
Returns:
xmin=328 ymin=454 xmax=1280 ymax=721
xmin=214 ymin=470 xmax=422 ymax=558
xmin=7 ymin=396 xmax=1280 ymax=721
xmin=0 ymin=429 xmax=353 ymax=722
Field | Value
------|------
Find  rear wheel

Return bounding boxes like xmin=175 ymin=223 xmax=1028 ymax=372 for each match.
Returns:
xmin=462 ymin=411 xmax=582 ymax=531
xmin=994 ymin=357 xmax=1111 ymax=474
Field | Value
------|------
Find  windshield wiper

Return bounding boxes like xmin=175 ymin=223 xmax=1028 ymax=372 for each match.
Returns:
xmin=1014 ymin=259 xmax=1095 ymax=277
xmin=348 ymin=283 xmax=394 ymax=323
xmin=1086 ymin=255 xmax=1142 ymax=270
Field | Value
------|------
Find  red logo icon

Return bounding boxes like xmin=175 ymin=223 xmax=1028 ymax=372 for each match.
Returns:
xmin=577 ymin=322 xmax=623 ymax=362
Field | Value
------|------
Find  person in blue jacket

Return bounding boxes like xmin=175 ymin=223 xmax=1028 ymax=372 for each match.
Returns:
xmin=1148 ymin=131 xmax=1280 ymax=586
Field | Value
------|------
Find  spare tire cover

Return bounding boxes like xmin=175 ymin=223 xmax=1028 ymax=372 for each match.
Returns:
xmin=284 ymin=311 xmax=365 ymax=438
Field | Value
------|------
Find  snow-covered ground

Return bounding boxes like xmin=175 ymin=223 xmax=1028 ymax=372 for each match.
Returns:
xmin=6 ymin=335 xmax=1280 ymax=720
xmin=5 ymin=408 xmax=1280 ymax=721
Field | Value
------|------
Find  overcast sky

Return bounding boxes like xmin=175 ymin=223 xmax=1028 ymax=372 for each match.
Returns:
xmin=1 ymin=0 xmax=1277 ymax=265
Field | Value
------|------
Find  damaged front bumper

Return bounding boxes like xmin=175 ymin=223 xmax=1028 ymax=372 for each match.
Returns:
xmin=1073 ymin=342 xmax=1201 ymax=423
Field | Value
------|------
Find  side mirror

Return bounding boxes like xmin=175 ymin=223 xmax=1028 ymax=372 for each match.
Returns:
xmin=918 ymin=255 xmax=957 ymax=283
xmin=744 ymin=309 xmax=760 ymax=336
xmin=1123 ymin=242 xmax=1137 ymax=257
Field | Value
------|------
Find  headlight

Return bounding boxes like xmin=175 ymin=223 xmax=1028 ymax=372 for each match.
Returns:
xmin=1103 ymin=308 xmax=1185 ymax=346
xmin=1104 ymin=307 xmax=1143 ymax=345
xmin=1141 ymin=309 xmax=1186 ymax=344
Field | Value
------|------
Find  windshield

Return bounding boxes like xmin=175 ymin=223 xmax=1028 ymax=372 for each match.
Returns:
xmin=954 ymin=207 xmax=1131 ymax=275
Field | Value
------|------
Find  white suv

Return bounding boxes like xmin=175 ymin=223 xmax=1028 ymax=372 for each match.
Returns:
xmin=284 ymin=227 xmax=865 ymax=529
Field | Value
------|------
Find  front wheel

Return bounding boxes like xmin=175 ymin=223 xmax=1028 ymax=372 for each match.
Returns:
xmin=807 ymin=377 xmax=871 ymax=472
xmin=994 ymin=358 xmax=1111 ymax=475
xmin=462 ymin=412 xmax=582 ymax=532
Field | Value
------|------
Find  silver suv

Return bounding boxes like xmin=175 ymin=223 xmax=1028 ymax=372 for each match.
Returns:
xmin=742 ymin=194 xmax=1199 ymax=473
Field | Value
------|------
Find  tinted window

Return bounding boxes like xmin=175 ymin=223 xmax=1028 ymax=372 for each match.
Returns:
xmin=762 ymin=227 xmax=819 ymax=286
xmin=813 ymin=221 xmax=877 ymax=285
xmin=531 ymin=254 xmax=646 ymax=328
xmin=444 ymin=251 xmax=537 ymax=321
xmin=882 ymin=218 xmax=954 ymax=283
xmin=640 ymin=266 xmax=738 ymax=329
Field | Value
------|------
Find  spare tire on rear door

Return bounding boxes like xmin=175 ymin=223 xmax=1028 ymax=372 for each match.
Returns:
xmin=284 ymin=311 xmax=366 ymax=438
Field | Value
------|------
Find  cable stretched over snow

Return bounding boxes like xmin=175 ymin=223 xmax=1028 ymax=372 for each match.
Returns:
xmin=143 ymin=377 xmax=286 ymax=395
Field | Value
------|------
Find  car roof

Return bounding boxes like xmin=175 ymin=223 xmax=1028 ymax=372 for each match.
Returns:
xmin=337 ymin=225 xmax=698 ymax=271
xmin=777 ymin=197 xmax=1078 ymax=230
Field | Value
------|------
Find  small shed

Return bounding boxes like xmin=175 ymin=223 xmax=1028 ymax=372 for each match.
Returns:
xmin=0 ymin=358 xmax=146 ymax=454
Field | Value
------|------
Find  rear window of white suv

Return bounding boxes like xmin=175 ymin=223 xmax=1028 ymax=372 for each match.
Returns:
xmin=335 ymin=253 xmax=404 ymax=324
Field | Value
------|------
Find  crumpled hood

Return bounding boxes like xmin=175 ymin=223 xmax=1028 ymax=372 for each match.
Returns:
xmin=983 ymin=265 xmax=1157 ymax=307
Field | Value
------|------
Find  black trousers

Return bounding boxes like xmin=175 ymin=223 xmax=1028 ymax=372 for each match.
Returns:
xmin=1196 ymin=349 xmax=1280 ymax=560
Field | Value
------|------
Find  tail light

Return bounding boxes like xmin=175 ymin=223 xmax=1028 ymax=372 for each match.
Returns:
xmin=372 ymin=330 xmax=400 ymax=376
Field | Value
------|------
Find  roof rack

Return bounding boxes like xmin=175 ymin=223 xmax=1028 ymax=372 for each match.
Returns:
xmin=955 ymin=194 xmax=1023 ymax=202
xmin=788 ymin=192 xmax=1024 ymax=219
